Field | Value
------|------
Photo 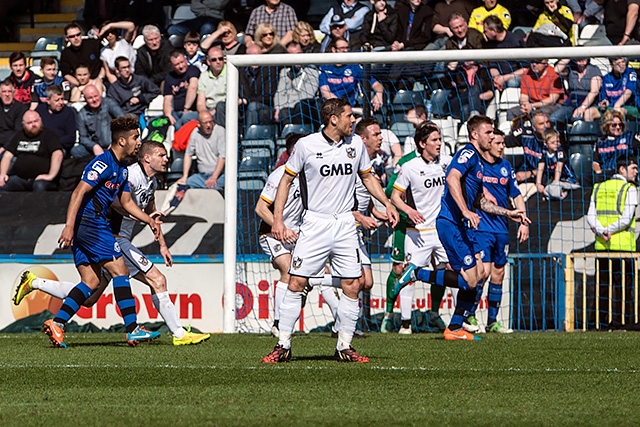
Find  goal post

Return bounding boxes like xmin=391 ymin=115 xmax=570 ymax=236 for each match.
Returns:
xmin=222 ymin=44 xmax=640 ymax=333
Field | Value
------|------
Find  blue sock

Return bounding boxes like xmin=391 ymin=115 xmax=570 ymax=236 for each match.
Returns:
xmin=113 ymin=275 xmax=138 ymax=333
xmin=54 ymin=282 xmax=92 ymax=324
xmin=487 ymin=282 xmax=502 ymax=324
xmin=470 ymin=282 xmax=484 ymax=317
xmin=423 ymin=270 xmax=472 ymax=291
xmin=450 ymin=288 xmax=476 ymax=329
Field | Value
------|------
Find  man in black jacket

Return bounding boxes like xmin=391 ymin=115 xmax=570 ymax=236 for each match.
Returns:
xmin=0 ymin=79 xmax=28 ymax=160
xmin=108 ymin=57 xmax=161 ymax=116
xmin=135 ymin=25 xmax=173 ymax=88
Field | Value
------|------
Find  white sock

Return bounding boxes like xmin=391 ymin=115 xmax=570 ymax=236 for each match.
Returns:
xmin=322 ymin=274 xmax=342 ymax=288
xmin=319 ymin=285 xmax=340 ymax=331
xmin=336 ymin=294 xmax=359 ymax=351
xmin=277 ymin=290 xmax=303 ymax=349
xmin=274 ymin=281 xmax=288 ymax=321
xmin=400 ymin=284 xmax=415 ymax=321
xmin=308 ymin=277 xmax=323 ymax=287
xmin=152 ymin=292 xmax=185 ymax=338
xmin=33 ymin=278 xmax=76 ymax=300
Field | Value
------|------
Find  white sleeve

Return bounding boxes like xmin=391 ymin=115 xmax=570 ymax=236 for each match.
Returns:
xmin=393 ymin=165 xmax=409 ymax=192
xmin=586 ymin=197 xmax=606 ymax=235
xmin=604 ymin=186 xmax=638 ymax=234
xmin=285 ymin=141 xmax=305 ymax=175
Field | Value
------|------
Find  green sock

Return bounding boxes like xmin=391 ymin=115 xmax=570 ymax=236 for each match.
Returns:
xmin=385 ymin=270 xmax=399 ymax=313
xmin=430 ymin=283 xmax=446 ymax=314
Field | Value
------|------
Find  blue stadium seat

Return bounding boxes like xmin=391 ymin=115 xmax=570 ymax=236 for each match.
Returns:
xmin=569 ymin=151 xmax=594 ymax=186
xmin=280 ymin=124 xmax=312 ymax=138
xmin=389 ymin=121 xmax=414 ymax=139
xmin=238 ymin=171 xmax=268 ymax=191
xmin=430 ymin=89 xmax=450 ymax=119
xmin=391 ymin=90 xmax=425 ymax=113
xmin=31 ymin=37 xmax=64 ymax=60
xmin=240 ymin=147 xmax=273 ymax=173
xmin=568 ymin=120 xmax=600 ymax=144
xmin=245 ymin=124 xmax=277 ymax=141
xmin=241 ymin=139 xmax=275 ymax=155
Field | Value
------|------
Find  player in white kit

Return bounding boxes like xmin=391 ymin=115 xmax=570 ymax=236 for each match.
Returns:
xmin=13 ymin=142 xmax=210 ymax=346
xmin=390 ymin=122 xmax=451 ymax=334
xmin=261 ymin=99 xmax=399 ymax=363
xmin=256 ymin=133 xmax=342 ymax=337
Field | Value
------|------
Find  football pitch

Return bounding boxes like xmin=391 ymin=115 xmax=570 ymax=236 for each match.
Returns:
xmin=1 ymin=331 xmax=639 ymax=426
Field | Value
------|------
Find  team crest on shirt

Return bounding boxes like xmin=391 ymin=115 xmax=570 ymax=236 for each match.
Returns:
xmin=273 ymin=243 xmax=282 ymax=252
xmin=405 ymin=253 xmax=412 ymax=262
xmin=292 ymin=257 xmax=303 ymax=269
xmin=500 ymin=167 xmax=508 ymax=177
xmin=86 ymin=170 xmax=99 ymax=181
xmin=458 ymin=149 xmax=474 ymax=164
xmin=392 ymin=247 xmax=400 ymax=257
xmin=344 ymin=68 xmax=353 ymax=77
xmin=346 ymin=147 xmax=356 ymax=159
xmin=316 ymin=152 xmax=323 ymax=159
xmin=463 ymin=255 xmax=473 ymax=266
xmin=114 ymin=242 xmax=121 ymax=253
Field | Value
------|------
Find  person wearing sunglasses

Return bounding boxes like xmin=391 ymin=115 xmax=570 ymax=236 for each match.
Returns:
xmin=60 ymin=22 xmax=103 ymax=87
xmin=254 ymin=23 xmax=287 ymax=54
xmin=196 ymin=46 xmax=228 ymax=126
xmin=593 ymin=109 xmax=640 ymax=178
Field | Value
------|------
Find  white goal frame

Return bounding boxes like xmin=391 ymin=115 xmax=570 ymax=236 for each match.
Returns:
xmin=222 ymin=44 xmax=640 ymax=333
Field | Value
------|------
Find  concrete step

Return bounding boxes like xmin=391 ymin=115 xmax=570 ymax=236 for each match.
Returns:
xmin=16 ymin=13 xmax=78 ymax=25
xmin=61 ymin=0 xmax=84 ymax=13
xmin=19 ymin=27 xmax=65 ymax=43
xmin=0 ymin=43 xmax=36 ymax=57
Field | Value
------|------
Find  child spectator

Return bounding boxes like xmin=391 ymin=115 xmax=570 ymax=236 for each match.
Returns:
xmin=536 ymin=130 xmax=579 ymax=198
xmin=184 ymin=31 xmax=207 ymax=72
xmin=70 ymin=64 xmax=104 ymax=103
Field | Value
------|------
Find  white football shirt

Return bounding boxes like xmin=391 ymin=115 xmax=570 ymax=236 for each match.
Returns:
xmin=259 ymin=165 xmax=303 ymax=232
xmin=115 ymin=162 xmax=158 ymax=239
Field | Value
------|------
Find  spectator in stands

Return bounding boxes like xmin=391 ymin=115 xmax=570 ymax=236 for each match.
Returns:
xmin=319 ymin=37 xmax=384 ymax=114
xmin=197 ymin=46 xmax=227 ymax=126
xmin=445 ymin=12 xmax=484 ymax=50
xmin=60 ymin=23 xmax=103 ymax=85
xmin=31 ymin=56 xmax=70 ymax=108
xmin=74 ymin=85 xmax=125 ymax=158
xmin=167 ymin=0 xmax=231 ymax=37
xmin=392 ymin=0 xmax=433 ymax=51
xmin=244 ymin=0 xmax=298 ymax=47
xmin=320 ymin=15 xmax=352 ymax=52
xmin=593 ymin=109 xmax=640 ymax=177
xmin=586 ymin=57 xmax=638 ymax=122
xmin=70 ymin=64 xmax=104 ymax=103
xmin=468 ymin=0 xmax=511 ymax=33
xmin=482 ymin=15 xmax=527 ymax=90
xmin=0 ymin=110 xmax=63 ymax=192
xmin=8 ymin=52 xmax=39 ymax=106
xmin=600 ymin=0 xmax=639 ymax=45
xmin=254 ymin=22 xmax=287 ymax=53
xmin=201 ymin=21 xmax=247 ymax=55
xmin=566 ymin=0 xmax=603 ymax=30
xmin=320 ymin=0 xmax=370 ymax=44
xmin=107 ymin=57 xmax=161 ymax=117
xmin=443 ymin=61 xmax=494 ymax=122
xmin=551 ymin=58 xmax=602 ymax=125
xmin=273 ymin=42 xmax=320 ymax=126
xmin=508 ymin=109 xmax=551 ymax=183
xmin=360 ymin=0 xmax=398 ymax=51
xmin=239 ymin=44 xmax=280 ymax=125
xmin=35 ymin=85 xmax=77 ymax=157
xmin=135 ymin=25 xmax=174 ymax=88
xmin=178 ymin=111 xmax=225 ymax=189
xmin=98 ymin=21 xmax=137 ymax=84
xmin=536 ymin=129 xmax=579 ymax=197
xmin=183 ymin=31 xmax=207 ymax=71
xmin=527 ymin=0 xmax=575 ymax=47
xmin=0 ymin=80 xmax=28 ymax=159
xmin=429 ymin=0 xmax=476 ymax=50
xmin=163 ymin=50 xmax=200 ymax=130
xmin=402 ymin=105 xmax=427 ymax=154
xmin=292 ymin=21 xmax=321 ymax=53
xmin=509 ymin=59 xmax=565 ymax=121
xmin=587 ymin=154 xmax=638 ymax=327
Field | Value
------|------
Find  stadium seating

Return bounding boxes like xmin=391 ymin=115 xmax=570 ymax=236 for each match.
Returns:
xmin=245 ymin=124 xmax=277 ymax=141
xmin=280 ymin=124 xmax=312 ymax=138
xmin=238 ymin=170 xmax=268 ymax=191
xmin=389 ymin=121 xmax=414 ymax=140
xmin=240 ymin=147 xmax=273 ymax=174
xmin=30 ymin=36 xmax=64 ymax=61
xmin=568 ymin=120 xmax=600 ymax=145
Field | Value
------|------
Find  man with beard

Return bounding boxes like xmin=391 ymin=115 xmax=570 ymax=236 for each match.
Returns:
xmin=0 ymin=110 xmax=63 ymax=192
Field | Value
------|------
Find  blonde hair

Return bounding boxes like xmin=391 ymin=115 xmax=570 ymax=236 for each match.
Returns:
xmin=544 ymin=130 xmax=559 ymax=143
xmin=292 ymin=21 xmax=315 ymax=45
xmin=600 ymin=108 xmax=626 ymax=134
xmin=254 ymin=22 xmax=280 ymax=50
xmin=216 ymin=21 xmax=238 ymax=37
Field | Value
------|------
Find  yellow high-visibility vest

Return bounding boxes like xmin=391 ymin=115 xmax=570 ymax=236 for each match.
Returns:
xmin=593 ymin=178 xmax=636 ymax=251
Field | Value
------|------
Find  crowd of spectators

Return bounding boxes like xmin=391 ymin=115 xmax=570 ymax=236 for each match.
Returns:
xmin=0 ymin=0 xmax=638 ymax=195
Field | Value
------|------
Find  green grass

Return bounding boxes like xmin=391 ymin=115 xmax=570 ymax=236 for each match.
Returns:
xmin=1 ymin=332 xmax=639 ymax=426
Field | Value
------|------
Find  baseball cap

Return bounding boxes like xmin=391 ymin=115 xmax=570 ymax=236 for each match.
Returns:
xmin=330 ymin=14 xmax=346 ymax=27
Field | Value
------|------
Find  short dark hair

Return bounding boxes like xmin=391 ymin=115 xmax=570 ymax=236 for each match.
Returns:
xmin=493 ymin=128 xmax=505 ymax=137
xmin=321 ymin=98 xmax=351 ymax=126
xmin=411 ymin=105 xmax=427 ymax=118
xmin=45 ymin=85 xmax=63 ymax=98
xmin=115 ymin=56 xmax=130 ymax=69
xmin=285 ymin=133 xmax=307 ymax=155
xmin=285 ymin=41 xmax=301 ymax=50
xmin=111 ymin=115 xmax=140 ymax=144
xmin=74 ymin=63 xmax=90 ymax=73
xmin=184 ymin=30 xmax=200 ymax=45
xmin=0 ymin=78 xmax=14 ymax=89
xmin=64 ymin=22 xmax=82 ymax=35
xmin=9 ymin=52 xmax=26 ymax=65
xmin=170 ymin=49 xmax=185 ymax=59
xmin=467 ymin=114 xmax=494 ymax=136
xmin=40 ymin=56 xmax=56 ymax=68
xmin=329 ymin=36 xmax=348 ymax=52
xmin=355 ymin=118 xmax=379 ymax=137
xmin=617 ymin=154 xmax=638 ymax=172
xmin=483 ymin=15 xmax=504 ymax=32
xmin=138 ymin=140 xmax=166 ymax=160
xmin=414 ymin=121 xmax=440 ymax=154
